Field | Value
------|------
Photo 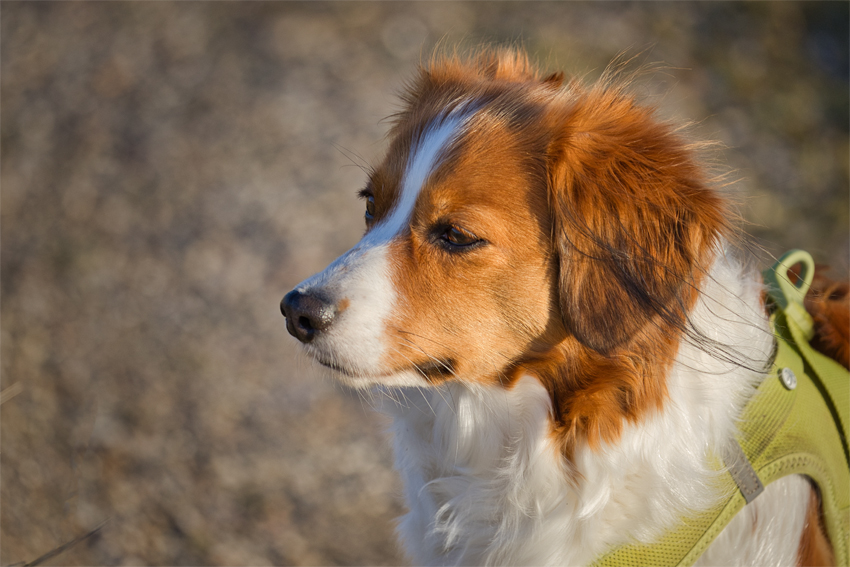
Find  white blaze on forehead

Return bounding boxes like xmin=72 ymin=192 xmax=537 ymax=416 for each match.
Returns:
xmin=369 ymin=109 xmax=472 ymax=242
xmin=290 ymin=106 xmax=473 ymax=385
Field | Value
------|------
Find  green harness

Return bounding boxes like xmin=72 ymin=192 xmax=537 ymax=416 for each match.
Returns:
xmin=592 ymin=250 xmax=850 ymax=567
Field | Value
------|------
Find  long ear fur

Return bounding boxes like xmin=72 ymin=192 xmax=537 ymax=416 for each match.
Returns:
xmin=547 ymin=86 xmax=726 ymax=354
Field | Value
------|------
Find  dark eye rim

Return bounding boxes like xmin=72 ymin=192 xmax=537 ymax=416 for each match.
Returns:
xmin=437 ymin=225 xmax=486 ymax=251
xmin=364 ymin=195 xmax=376 ymax=220
xmin=358 ymin=187 xmax=376 ymax=222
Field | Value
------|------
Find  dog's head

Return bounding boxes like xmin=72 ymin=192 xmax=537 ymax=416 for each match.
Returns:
xmin=282 ymin=50 xmax=725 ymax=446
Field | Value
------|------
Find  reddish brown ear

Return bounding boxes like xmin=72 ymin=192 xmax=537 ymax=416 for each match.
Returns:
xmin=547 ymin=89 xmax=726 ymax=354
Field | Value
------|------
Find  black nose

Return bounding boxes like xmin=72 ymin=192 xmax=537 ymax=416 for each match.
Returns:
xmin=280 ymin=290 xmax=337 ymax=343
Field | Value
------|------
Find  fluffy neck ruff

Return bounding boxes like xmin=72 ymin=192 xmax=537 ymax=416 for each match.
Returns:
xmin=379 ymin=250 xmax=774 ymax=566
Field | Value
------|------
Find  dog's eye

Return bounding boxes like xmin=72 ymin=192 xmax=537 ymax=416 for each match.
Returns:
xmin=442 ymin=226 xmax=480 ymax=247
xmin=365 ymin=196 xmax=376 ymax=221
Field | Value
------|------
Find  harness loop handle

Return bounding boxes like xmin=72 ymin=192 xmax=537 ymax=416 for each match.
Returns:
xmin=763 ymin=249 xmax=815 ymax=340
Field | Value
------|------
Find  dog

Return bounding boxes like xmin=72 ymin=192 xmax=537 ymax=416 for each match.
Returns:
xmin=281 ymin=49 xmax=845 ymax=566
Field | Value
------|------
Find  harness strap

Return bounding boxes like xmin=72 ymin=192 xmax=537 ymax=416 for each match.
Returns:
xmin=590 ymin=251 xmax=850 ymax=567
xmin=724 ymin=438 xmax=763 ymax=504
xmin=764 ymin=250 xmax=849 ymax=462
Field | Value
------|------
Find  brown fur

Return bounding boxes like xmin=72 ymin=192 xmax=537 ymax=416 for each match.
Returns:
xmin=797 ymin=484 xmax=836 ymax=566
xmin=806 ymin=270 xmax=850 ymax=369
xmin=382 ymin=98 xmax=560 ymax=386
xmin=545 ymin=84 xmax=727 ymax=354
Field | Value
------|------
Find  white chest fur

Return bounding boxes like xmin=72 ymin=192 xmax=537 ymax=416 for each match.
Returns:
xmin=378 ymin=252 xmax=806 ymax=566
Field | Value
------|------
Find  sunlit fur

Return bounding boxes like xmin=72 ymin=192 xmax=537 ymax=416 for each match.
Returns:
xmin=382 ymin=249 xmax=795 ymax=566
xmin=288 ymin=49 xmax=836 ymax=565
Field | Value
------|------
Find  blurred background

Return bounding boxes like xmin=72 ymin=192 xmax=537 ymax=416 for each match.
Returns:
xmin=1 ymin=2 xmax=847 ymax=565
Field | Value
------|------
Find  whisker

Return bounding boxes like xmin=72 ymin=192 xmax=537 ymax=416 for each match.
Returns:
xmin=396 ymin=335 xmax=458 ymax=379
xmin=385 ymin=343 xmax=440 ymax=417
xmin=396 ymin=329 xmax=462 ymax=358
xmin=395 ymin=337 xmax=459 ymax=414
xmin=332 ymin=143 xmax=372 ymax=177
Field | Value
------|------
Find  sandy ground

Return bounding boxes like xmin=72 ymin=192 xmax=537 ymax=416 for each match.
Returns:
xmin=1 ymin=3 xmax=847 ymax=565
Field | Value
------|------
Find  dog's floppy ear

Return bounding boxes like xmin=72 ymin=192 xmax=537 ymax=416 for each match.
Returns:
xmin=546 ymin=88 xmax=726 ymax=354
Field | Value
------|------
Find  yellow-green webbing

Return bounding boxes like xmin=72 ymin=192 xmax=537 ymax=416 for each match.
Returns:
xmin=590 ymin=251 xmax=849 ymax=567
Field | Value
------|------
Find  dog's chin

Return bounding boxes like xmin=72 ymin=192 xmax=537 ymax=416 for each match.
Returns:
xmin=313 ymin=356 xmax=455 ymax=389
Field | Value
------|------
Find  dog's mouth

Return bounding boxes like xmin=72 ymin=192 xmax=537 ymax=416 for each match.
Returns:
xmin=316 ymin=356 xmax=456 ymax=383
xmin=315 ymin=357 xmax=357 ymax=377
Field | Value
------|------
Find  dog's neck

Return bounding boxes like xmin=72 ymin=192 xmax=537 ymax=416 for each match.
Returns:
xmin=379 ymin=250 xmax=773 ymax=566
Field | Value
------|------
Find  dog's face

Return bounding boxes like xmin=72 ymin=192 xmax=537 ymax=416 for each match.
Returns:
xmin=283 ymin=97 xmax=563 ymax=388
xmin=282 ymin=52 xmax=726 ymax=439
